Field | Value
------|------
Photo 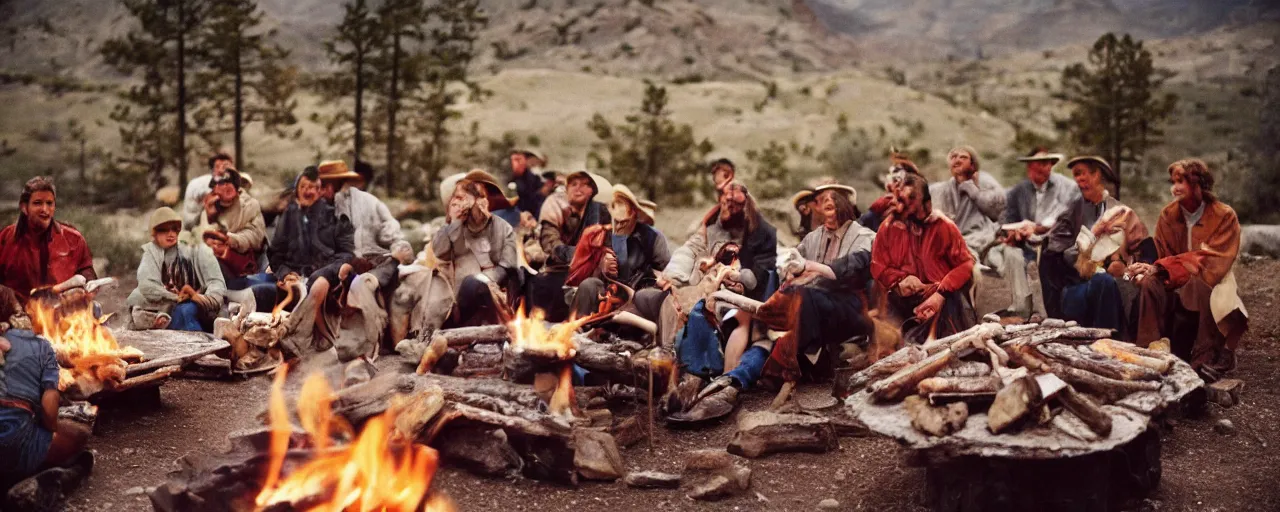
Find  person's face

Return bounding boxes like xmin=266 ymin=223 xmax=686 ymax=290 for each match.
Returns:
xmin=449 ymin=188 xmax=477 ymax=219
xmin=297 ymin=176 xmax=322 ymax=207
xmin=1026 ymin=160 xmax=1053 ymax=186
xmin=1072 ymin=164 xmax=1104 ymax=200
xmin=817 ymin=191 xmax=839 ymax=220
xmin=213 ymin=182 xmax=238 ymax=204
xmin=948 ymin=150 xmax=974 ymax=177
xmin=722 ymin=186 xmax=747 ymax=216
xmin=609 ymin=197 xmax=636 ymax=222
xmin=713 ymin=165 xmax=734 ymax=189
xmin=567 ymin=177 xmax=594 ymax=206
xmin=212 ymin=158 xmax=233 ymax=177
xmin=153 ymin=222 xmax=181 ymax=250
xmin=20 ymin=190 xmax=55 ymax=232
xmin=320 ymin=180 xmax=341 ymax=201
xmin=895 ymin=185 xmax=925 ymax=219
xmin=1169 ymin=166 xmax=1202 ymax=204
xmin=511 ymin=154 xmax=528 ymax=174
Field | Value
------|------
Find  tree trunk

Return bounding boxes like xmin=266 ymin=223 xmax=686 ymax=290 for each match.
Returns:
xmin=386 ymin=32 xmax=400 ymax=197
xmin=354 ymin=50 xmax=364 ymax=162
xmin=233 ymin=38 xmax=244 ymax=169
xmin=176 ymin=0 xmax=189 ymax=191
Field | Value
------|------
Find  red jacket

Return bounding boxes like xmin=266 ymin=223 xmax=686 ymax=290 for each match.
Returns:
xmin=871 ymin=212 xmax=974 ymax=295
xmin=0 ymin=221 xmax=97 ymax=302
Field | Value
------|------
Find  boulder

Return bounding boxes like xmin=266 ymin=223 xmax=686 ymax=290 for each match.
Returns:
xmin=727 ymin=411 xmax=839 ymax=458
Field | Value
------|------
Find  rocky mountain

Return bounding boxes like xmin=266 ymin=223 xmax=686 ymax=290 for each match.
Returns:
xmin=807 ymin=0 xmax=1280 ymax=59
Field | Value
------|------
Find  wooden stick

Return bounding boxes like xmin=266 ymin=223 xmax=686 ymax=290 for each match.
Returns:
xmin=709 ymin=290 xmax=763 ymax=314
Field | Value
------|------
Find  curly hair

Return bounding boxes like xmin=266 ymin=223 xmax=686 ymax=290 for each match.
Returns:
xmin=1168 ymin=158 xmax=1216 ymax=203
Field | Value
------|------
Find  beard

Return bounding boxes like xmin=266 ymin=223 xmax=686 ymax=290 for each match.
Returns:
xmin=719 ymin=205 xmax=746 ymax=229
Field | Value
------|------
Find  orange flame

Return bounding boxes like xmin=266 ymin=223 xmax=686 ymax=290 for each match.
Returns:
xmin=547 ymin=365 xmax=577 ymax=419
xmin=255 ymin=368 xmax=454 ymax=512
xmin=27 ymin=295 xmax=141 ymax=391
xmin=505 ymin=306 xmax=584 ymax=360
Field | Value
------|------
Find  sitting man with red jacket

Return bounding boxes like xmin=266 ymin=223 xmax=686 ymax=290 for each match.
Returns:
xmin=0 ymin=177 xmax=96 ymax=305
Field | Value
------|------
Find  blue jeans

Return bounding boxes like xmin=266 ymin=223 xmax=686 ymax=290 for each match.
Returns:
xmin=725 ymin=345 xmax=769 ymax=390
xmin=227 ymin=272 xmax=277 ymax=313
xmin=1062 ymin=273 xmax=1125 ymax=333
xmin=168 ymin=302 xmax=206 ymax=332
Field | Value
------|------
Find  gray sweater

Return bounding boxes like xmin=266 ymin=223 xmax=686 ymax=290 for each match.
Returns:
xmin=127 ymin=242 xmax=226 ymax=311
xmin=930 ymin=172 xmax=1007 ymax=253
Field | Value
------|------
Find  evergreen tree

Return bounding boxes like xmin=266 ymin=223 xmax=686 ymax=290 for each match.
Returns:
xmin=587 ymin=81 xmax=715 ymax=206
xmin=193 ymin=0 xmax=298 ymax=169
xmin=101 ymin=0 xmax=205 ymax=193
xmin=320 ymin=0 xmax=383 ymax=163
xmin=1059 ymin=33 xmax=1177 ymax=198
xmin=370 ymin=0 xmax=429 ymax=196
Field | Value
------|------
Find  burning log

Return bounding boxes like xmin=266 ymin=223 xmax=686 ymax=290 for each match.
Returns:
xmin=25 ymin=287 xmax=146 ymax=399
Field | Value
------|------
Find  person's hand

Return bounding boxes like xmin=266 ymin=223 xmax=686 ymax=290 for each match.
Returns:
xmin=0 ymin=336 xmax=11 ymax=354
xmin=1107 ymin=260 xmax=1126 ymax=279
xmin=783 ymin=255 xmax=807 ymax=278
xmin=339 ymin=263 xmax=353 ymax=282
xmin=1126 ymin=262 xmax=1155 ymax=280
xmin=913 ymin=292 xmax=945 ymax=320
xmin=602 ymin=251 xmax=619 ymax=278
xmin=192 ymin=293 xmax=220 ymax=311
xmin=204 ymin=193 xmax=220 ymax=217
xmin=655 ymin=272 xmax=672 ymax=291
xmin=897 ymin=275 xmax=926 ymax=296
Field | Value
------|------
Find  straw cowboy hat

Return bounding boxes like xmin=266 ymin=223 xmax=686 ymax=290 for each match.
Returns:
xmin=439 ymin=169 xmax=518 ymax=211
xmin=1016 ymin=149 xmax=1065 ymax=165
xmin=565 ymin=170 xmax=613 ymax=200
xmin=611 ymin=184 xmax=651 ymax=222
xmin=636 ymin=198 xmax=658 ymax=226
xmin=1066 ymin=156 xmax=1118 ymax=185
xmin=317 ymin=160 xmax=364 ymax=185
xmin=814 ymin=183 xmax=857 ymax=206
xmin=790 ymin=188 xmax=817 ymax=210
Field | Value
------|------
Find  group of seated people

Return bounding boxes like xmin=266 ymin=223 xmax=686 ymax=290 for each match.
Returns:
xmin=0 ymin=146 xmax=1251 ymax=486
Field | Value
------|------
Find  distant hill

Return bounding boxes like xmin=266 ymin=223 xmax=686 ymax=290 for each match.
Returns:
xmin=806 ymin=0 xmax=1280 ymax=60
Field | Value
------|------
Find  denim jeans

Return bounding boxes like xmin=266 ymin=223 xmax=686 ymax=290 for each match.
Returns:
xmin=168 ymin=302 xmax=206 ymax=332
xmin=725 ymin=345 xmax=769 ymax=390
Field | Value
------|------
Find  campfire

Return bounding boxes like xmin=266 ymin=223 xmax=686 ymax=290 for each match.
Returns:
xmin=254 ymin=367 xmax=454 ymax=512
xmin=27 ymin=288 xmax=144 ymax=399
xmin=506 ymin=306 xmax=586 ymax=418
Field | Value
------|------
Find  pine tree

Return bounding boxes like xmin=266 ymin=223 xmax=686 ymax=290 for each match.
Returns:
xmin=1059 ymin=33 xmax=1177 ymax=199
xmin=320 ymin=0 xmax=384 ymax=163
xmin=192 ymin=0 xmax=298 ymax=169
xmin=101 ymin=0 xmax=205 ymax=193
xmin=587 ymin=81 xmax=715 ymax=206
xmin=370 ymin=0 xmax=429 ymax=196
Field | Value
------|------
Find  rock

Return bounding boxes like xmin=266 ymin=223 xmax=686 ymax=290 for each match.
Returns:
xmin=586 ymin=408 xmax=613 ymax=428
xmin=587 ymin=396 xmax=609 ymax=409
xmin=573 ymin=429 xmax=626 ymax=481
xmin=342 ymin=358 xmax=379 ymax=388
xmin=727 ymin=411 xmax=839 ymax=458
xmin=124 ymin=486 xmax=146 ymax=496
xmin=904 ymin=395 xmax=969 ymax=437
xmin=818 ymin=498 xmax=841 ymax=509
xmin=624 ymin=471 xmax=682 ymax=489
xmin=1215 ymin=419 xmax=1237 ymax=436
xmin=687 ymin=465 xmax=751 ymax=501
xmin=437 ymin=427 xmax=523 ymax=476
xmin=612 ymin=416 xmax=647 ymax=448
xmin=1207 ymin=379 xmax=1244 ymax=408
xmin=684 ymin=449 xmax=736 ymax=472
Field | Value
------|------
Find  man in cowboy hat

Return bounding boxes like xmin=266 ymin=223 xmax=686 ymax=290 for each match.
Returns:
xmin=530 ymin=170 xmax=613 ymax=321
xmin=443 ymin=169 xmax=522 ymax=229
xmin=996 ymin=148 xmax=1081 ymax=318
xmin=182 ymin=152 xmax=254 ymax=229
xmin=1040 ymin=156 xmax=1154 ymax=334
xmin=317 ymin=160 xmax=407 ymax=261
xmin=570 ymin=184 xmax=671 ymax=317
xmin=1129 ymin=159 xmax=1247 ymax=380
xmin=510 ymin=149 xmax=549 ymax=216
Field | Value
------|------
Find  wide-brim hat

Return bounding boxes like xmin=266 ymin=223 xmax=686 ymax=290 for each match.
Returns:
xmin=636 ymin=198 xmax=658 ymax=226
xmin=462 ymin=169 xmax=517 ymax=210
xmin=149 ymin=207 xmax=182 ymax=232
xmin=565 ymin=170 xmax=612 ymax=200
xmin=1066 ymin=156 xmax=1117 ymax=184
xmin=317 ymin=160 xmax=364 ymax=185
xmin=1017 ymin=150 xmax=1065 ymax=164
xmin=611 ymin=184 xmax=647 ymax=219
xmin=814 ymin=183 xmax=857 ymax=206
xmin=790 ymin=188 xmax=817 ymax=209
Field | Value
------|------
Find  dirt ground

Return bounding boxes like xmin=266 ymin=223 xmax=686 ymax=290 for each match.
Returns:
xmin=53 ymin=259 xmax=1280 ymax=512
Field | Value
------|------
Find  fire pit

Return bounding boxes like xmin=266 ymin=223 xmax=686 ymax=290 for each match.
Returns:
xmin=842 ymin=319 xmax=1203 ymax=511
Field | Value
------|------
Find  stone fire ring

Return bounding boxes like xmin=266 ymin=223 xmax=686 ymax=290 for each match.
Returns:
xmin=845 ymin=357 xmax=1204 ymax=460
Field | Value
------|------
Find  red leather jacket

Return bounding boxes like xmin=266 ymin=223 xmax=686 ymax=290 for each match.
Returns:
xmin=0 ymin=221 xmax=97 ymax=303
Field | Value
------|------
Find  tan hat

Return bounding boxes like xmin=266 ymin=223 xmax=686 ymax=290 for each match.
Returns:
xmin=148 ymin=207 xmax=182 ymax=232
xmin=814 ymin=183 xmax=857 ymax=206
xmin=790 ymin=188 xmax=817 ymax=210
xmin=317 ymin=160 xmax=363 ymax=184
xmin=440 ymin=169 xmax=518 ymax=211
xmin=566 ymin=170 xmax=612 ymax=200
xmin=1066 ymin=156 xmax=1117 ymax=185
xmin=636 ymin=198 xmax=657 ymax=226
xmin=1017 ymin=149 xmax=1065 ymax=164
xmin=611 ymin=184 xmax=647 ymax=221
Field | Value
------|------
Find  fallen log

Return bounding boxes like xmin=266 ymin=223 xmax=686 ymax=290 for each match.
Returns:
xmin=1057 ymin=386 xmax=1112 ymax=438
xmin=921 ymin=323 xmax=1005 ymax=355
xmin=1035 ymin=344 xmax=1161 ymax=382
xmin=935 ymin=361 xmax=992 ymax=379
xmin=869 ymin=349 xmax=955 ymax=403
xmin=726 ymin=411 xmax=839 ymax=458
xmin=918 ymin=375 xmax=1001 ymax=395
xmin=835 ymin=345 xmax=927 ymax=397
xmin=1090 ymin=339 xmax=1173 ymax=374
